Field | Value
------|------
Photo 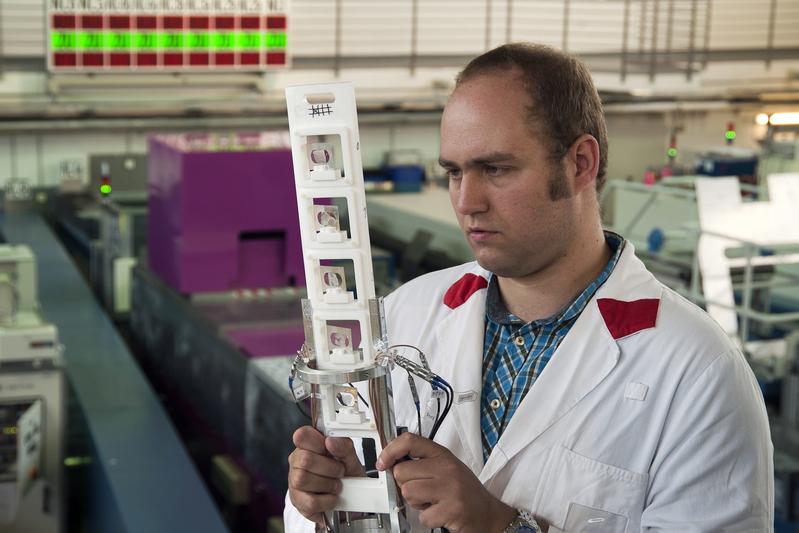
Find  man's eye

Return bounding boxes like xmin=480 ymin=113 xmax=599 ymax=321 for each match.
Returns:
xmin=445 ymin=168 xmax=462 ymax=180
xmin=484 ymin=165 xmax=505 ymax=177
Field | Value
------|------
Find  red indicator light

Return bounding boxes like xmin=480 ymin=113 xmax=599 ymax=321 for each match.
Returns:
xmin=189 ymin=52 xmax=210 ymax=66
xmin=240 ymin=16 xmax=260 ymax=30
xmin=110 ymin=53 xmax=131 ymax=67
xmin=136 ymin=16 xmax=157 ymax=29
xmin=241 ymin=52 xmax=259 ymax=65
xmin=266 ymin=16 xmax=287 ymax=30
xmin=266 ymin=51 xmax=286 ymax=65
xmin=163 ymin=16 xmax=184 ymax=30
xmin=215 ymin=53 xmax=235 ymax=66
xmin=81 ymin=15 xmax=103 ymax=29
xmin=110 ymin=16 xmax=130 ymax=29
xmin=163 ymin=53 xmax=184 ymax=66
xmin=190 ymin=16 xmax=209 ymax=29
xmin=136 ymin=53 xmax=158 ymax=67
xmin=81 ymin=53 xmax=104 ymax=67
xmin=53 ymin=15 xmax=77 ymax=29
xmin=215 ymin=16 xmax=235 ymax=30
xmin=54 ymin=53 xmax=77 ymax=67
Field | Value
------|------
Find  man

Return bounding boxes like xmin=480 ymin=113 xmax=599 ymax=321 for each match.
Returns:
xmin=285 ymin=43 xmax=773 ymax=532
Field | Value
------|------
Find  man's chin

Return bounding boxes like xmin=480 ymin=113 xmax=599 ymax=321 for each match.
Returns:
xmin=473 ymin=255 xmax=512 ymax=277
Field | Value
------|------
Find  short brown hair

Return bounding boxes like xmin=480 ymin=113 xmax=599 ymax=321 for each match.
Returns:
xmin=456 ymin=43 xmax=609 ymax=193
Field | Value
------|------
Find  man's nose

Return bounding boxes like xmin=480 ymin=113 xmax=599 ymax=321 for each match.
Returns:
xmin=454 ymin=173 xmax=488 ymax=216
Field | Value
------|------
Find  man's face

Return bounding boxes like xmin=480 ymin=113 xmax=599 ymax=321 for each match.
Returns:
xmin=440 ymin=71 xmax=578 ymax=279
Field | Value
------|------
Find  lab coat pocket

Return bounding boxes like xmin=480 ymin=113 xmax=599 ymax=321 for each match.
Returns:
xmin=542 ymin=445 xmax=648 ymax=533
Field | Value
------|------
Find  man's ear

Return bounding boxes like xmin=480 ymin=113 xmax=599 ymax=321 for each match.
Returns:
xmin=568 ymin=134 xmax=600 ymax=195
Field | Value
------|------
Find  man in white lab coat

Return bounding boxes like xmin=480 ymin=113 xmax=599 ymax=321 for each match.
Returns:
xmin=285 ymin=43 xmax=773 ymax=532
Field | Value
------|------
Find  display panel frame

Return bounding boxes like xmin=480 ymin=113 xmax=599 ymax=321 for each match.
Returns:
xmin=47 ymin=0 xmax=289 ymax=73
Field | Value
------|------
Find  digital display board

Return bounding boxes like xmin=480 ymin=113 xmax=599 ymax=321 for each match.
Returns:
xmin=48 ymin=1 xmax=288 ymax=72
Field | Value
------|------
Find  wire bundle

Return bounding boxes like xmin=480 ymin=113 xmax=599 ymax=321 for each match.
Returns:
xmin=388 ymin=345 xmax=454 ymax=441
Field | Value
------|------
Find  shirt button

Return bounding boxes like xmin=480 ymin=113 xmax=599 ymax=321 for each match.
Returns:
xmin=490 ymin=398 xmax=501 ymax=410
xmin=514 ymin=336 xmax=525 ymax=346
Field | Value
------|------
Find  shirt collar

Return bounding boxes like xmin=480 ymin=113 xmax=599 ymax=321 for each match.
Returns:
xmin=485 ymin=231 xmax=625 ymax=327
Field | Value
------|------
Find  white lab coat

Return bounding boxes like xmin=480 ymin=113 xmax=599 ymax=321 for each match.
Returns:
xmin=284 ymin=242 xmax=774 ymax=532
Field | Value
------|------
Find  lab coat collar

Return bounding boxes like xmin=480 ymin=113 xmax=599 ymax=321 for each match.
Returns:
xmin=485 ymin=241 xmax=664 ymax=480
xmin=430 ymin=242 xmax=663 ymax=481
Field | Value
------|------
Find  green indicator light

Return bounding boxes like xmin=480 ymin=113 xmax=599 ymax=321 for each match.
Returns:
xmin=212 ymin=32 xmax=236 ymax=50
xmin=64 ymin=456 xmax=93 ymax=467
xmin=79 ymin=32 xmax=105 ymax=50
xmin=238 ymin=32 xmax=261 ymax=49
xmin=52 ymin=32 xmax=78 ymax=50
xmin=135 ymin=33 xmax=158 ymax=49
xmin=188 ymin=32 xmax=210 ymax=49
xmin=100 ymin=184 xmax=112 ymax=195
xmin=725 ymin=130 xmax=736 ymax=140
xmin=161 ymin=33 xmax=184 ymax=49
xmin=265 ymin=32 xmax=287 ymax=48
xmin=109 ymin=32 xmax=131 ymax=49
xmin=667 ymin=148 xmax=678 ymax=158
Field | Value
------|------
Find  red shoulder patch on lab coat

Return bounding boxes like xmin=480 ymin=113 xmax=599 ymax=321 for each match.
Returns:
xmin=443 ymin=273 xmax=488 ymax=309
xmin=597 ymin=298 xmax=660 ymax=339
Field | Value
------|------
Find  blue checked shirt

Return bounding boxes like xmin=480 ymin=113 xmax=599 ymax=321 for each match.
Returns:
xmin=480 ymin=232 xmax=624 ymax=461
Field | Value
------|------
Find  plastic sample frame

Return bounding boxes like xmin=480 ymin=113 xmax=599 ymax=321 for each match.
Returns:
xmin=286 ymin=82 xmax=410 ymax=532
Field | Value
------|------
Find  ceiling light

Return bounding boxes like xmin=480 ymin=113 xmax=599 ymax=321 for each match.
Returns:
xmin=769 ymin=112 xmax=799 ymax=126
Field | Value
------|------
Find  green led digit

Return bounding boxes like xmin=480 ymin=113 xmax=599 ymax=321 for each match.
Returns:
xmin=265 ymin=32 xmax=287 ymax=49
xmin=135 ymin=33 xmax=158 ymax=49
xmin=80 ymin=32 xmax=105 ymax=50
xmin=51 ymin=32 xmax=77 ymax=50
xmin=161 ymin=33 xmax=184 ymax=49
xmin=213 ymin=32 xmax=235 ymax=50
xmin=238 ymin=32 xmax=260 ymax=49
xmin=188 ymin=32 xmax=209 ymax=49
xmin=110 ymin=33 xmax=131 ymax=50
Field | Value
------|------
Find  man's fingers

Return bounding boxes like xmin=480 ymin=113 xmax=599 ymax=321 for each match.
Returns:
xmin=288 ymin=468 xmax=343 ymax=495
xmin=399 ymin=478 xmax=439 ymax=509
xmin=391 ymin=457 xmax=437 ymax=485
xmin=288 ymin=489 xmax=338 ymax=521
xmin=377 ymin=433 xmax=444 ymax=470
xmin=293 ymin=426 xmax=327 ymax=455
xmin=289 ymin=449 xmax=346 ymax=479
xmin=326 ymin=437 xmax=366 ymax=477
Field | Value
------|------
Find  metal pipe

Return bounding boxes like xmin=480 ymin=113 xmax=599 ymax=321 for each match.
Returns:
xmin=686 ymin=0 xmax=698 ymax=80
xmin=410 ymin=0 xmax=419 ymax=75
xmin=649 ymin=0 xmax=660 ymax=81
xmin=621 ymin=0 xmax=631 ymax=81
xmin=484 ymin=0 xmax=492 ymax=51
xmin=702 ymin=0 xmax=713 ymax=67
xmin=334 ymin=0 xmax=342 ymax=76
xmin=505 ymin=0 xmax=513 ymax=43
xmin=766 ymin=0 xmax=777 ymax=68
xmin=665 ymin=0 xmax=674 ymax=66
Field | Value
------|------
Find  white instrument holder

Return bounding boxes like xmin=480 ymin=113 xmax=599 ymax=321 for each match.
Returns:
xmin=286 ymin=82 xmax=409 ymax=532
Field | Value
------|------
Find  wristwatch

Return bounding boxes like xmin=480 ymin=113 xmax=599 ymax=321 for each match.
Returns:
xmin=502 ymin=509 xmax=542 ymax=533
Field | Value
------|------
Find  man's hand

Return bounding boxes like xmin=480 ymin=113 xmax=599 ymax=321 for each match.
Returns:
xmin=377 ymin=432 xmax=517 ymax=533
xmin=288 ymin=426 xmax=365 ymax=526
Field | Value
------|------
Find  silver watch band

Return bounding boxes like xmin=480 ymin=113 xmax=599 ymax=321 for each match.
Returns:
xmin=502 ymin=509 xmax=542 ymax=533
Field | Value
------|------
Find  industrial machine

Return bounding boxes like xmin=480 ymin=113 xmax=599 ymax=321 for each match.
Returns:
xmin=147 ymin=132 xmax=305 ymax=294
xmin=0 ymin=245 xmax=64 ymax=533
xmin=91 ymin=197 xmax=147 ymax=316
xmin=89 ymin=154 xmax=148 ymax=201
xmin=129 ymin=131 xmax=319 ymax=528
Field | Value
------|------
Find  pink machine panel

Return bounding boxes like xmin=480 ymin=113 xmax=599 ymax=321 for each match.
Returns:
xmin=147 ymin=133 xmax=305 ymax=294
